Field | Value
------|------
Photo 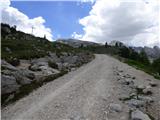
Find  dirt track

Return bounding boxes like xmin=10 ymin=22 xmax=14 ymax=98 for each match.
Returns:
xmin=2 ymin=54 xmax=160 ymax=120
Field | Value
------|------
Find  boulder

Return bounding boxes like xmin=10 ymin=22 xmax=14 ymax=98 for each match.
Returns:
xmin=1 ymin=60 xmax=18 ymax=71
xmin=131 ymin=109 xmax=151 ymax=120
xmin=12 ymin=71 xmax=33 ymax=85
xmin=17 ymin=69 xmax=35 ymax=80
xmin=109 ymin=103 xmax=122 ymax=112
xmin=1 ymin=75 xmax=20 ymax=94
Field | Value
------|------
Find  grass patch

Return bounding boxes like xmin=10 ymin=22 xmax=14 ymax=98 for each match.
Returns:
xmin=124 ymin=59 xmax=160 ymax=80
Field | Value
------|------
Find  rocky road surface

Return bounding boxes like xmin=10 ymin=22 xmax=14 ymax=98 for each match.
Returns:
xmin=2 ymin=54 xmax=160 ymax=120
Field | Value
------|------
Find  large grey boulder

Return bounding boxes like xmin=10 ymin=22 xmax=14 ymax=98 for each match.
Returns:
xmin=1 ymin=75 xmax=19 ymax=94
xmin=19 ymin=69 xmax=35 ymax=80
xmin=131 ymin=109 xmax=151 ymax=120
xmin=12 ymin=71 xmax=33 ymax=85
xmin=1 ymin=60 xmax=18 ymax=71
xmin=61 ymin=55 xmax=78 ymax=64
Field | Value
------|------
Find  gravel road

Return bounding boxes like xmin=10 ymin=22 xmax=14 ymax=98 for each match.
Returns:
xmin=2 ymin=54 xmax=160 ymax=120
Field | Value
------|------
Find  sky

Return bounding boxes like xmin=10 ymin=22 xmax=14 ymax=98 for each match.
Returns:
xmin=1 ymin=0 xmax=160 ymax=47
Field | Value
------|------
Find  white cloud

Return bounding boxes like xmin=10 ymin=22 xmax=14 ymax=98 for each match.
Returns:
xmin=71 ymin=32 xmax=83 ymax=39
xmin=1 ymin=0 xmax=53 ymax=41
xmin=79 ymin=0 xmax=160 ymax=47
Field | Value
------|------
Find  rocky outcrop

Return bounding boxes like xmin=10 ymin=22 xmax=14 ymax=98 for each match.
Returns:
xmin=1 ymin=52 xmax=94 ymax=106
xmin=57 ymin=39 xmax=100 ymax=48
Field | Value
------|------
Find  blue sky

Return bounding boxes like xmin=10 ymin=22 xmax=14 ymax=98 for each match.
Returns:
xmin=2 ymin=0 xmax=159 ymax=46
xmin=11 ymin=1 xmax=92 ymax=39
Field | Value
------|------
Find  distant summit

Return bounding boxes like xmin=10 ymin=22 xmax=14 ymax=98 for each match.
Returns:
xmin=132 ymin=46 xmax=160 ymax=60
xmin=56 ymin=39 xmax=100 ymax=48
xmin=109 ymin=40 xmax=125 ymax=47
xmin=108 ymin=40 xmax=160 ymax=60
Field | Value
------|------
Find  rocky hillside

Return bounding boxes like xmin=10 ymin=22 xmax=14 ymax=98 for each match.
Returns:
xmin=1 ymin=23 xmax=94 ymax=106
xmin=56 ymin=38 xmax=101 ymax=48
xmin=132 ymin=46 xmax=160 ymax=60
xmin=107 ymin=40 xmax=160 ymax=60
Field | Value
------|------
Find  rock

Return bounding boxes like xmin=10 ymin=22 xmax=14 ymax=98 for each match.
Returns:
xmin=40 ymin=66 xmax=59 ymax=75
xmin=119 ymin=95 xmax=131 ymax=101
xmin=1 ymin=60 xmax=18 ymax=71
xmin=12 ymin=71 xmax=33 ymax=85
xmin=136 ymin=85 xmax=145 ymax=94
xmin=138 ymin=96 xmax=154 ymax=103
xmin=62 ymin=55 xmax=78 ymax=64
xmin=109 ymin=103 xmax=122 ymax=112
xmin=122 ymin=79 xmax=134 ymax=85
xmin=71 ymin=68 xmax=76 ymax=71
xmin=127 ymin=99 xmax=145 ymax=108
xmin=20 ymin=69 xmax=35 ymax=79
xmin=29 ymin=64 xmax=41 ymax=71
xmin=149 ymin=82 xmax=157 ymax=87
xmin=1 ymin=75 xmax=20 ymax=94
xmin=123 ymin=74 xmax=131 ymax=78
xmin=142 ymin=86 xmax=152 ymax=95
xmin=131 ymin=109 xmax=151 ymax=120
xmin=29 ymin=61 xmax=48 ymax=71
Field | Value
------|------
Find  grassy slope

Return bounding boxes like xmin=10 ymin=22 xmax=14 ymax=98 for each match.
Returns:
xmin=124 ymin=59 xmax=160 ymax=80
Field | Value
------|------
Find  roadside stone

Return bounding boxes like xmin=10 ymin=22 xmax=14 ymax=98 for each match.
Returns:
xmin=127 ymin=99 xmax=145 ymax=108
xmin=136 ymin=85 xmax=145 ymax=94
xmin=142 ymin=86 xmax=152 ymax=95
xmin=109 ymin=103 xmax=122 ymax=112
xmin=138 ymin=96 xmax=154 ymax=103
xmin=149 ymin=82 xmax=157 ymax=87
xmin=131 ymin=109 xmax=151 ymax=120
xmin=122 ymin=79 xmax=134 ymax=85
